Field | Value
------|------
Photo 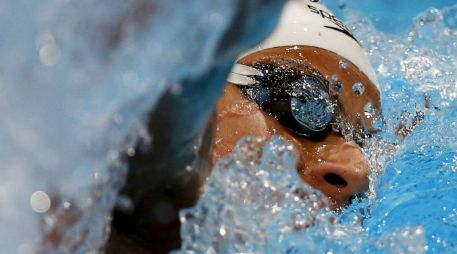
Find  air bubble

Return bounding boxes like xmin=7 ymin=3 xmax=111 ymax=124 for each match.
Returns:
xmin=352 ymin=82 xmax=365 ymax=96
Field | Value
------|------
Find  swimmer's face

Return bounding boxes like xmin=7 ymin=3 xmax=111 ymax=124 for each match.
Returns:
xmin=211 ymin=46 xmax=381 ymax=206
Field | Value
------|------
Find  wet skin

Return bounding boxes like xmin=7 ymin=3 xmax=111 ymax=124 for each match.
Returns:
xmin=212 ymin=46 xmax=381 ymax=206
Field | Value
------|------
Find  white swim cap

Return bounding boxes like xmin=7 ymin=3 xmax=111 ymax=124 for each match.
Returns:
xmin=228 ymin=0 xmax=379 ymax=89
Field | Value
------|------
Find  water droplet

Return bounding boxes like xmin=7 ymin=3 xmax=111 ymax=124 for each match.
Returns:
xmin=352 ymin=82 xmax=365 ymax=96
xmin=39 ymin=43 xmax=60 ymax=66
xmin=339 ymin=59 xmax=348 ymax=69
xmin=331 ymin=80 xmax=343 ymax=93
xmin=36 ymin=33 xmax=60 ymax=66
xmin=219 ymin=225 xmax=226 ymax=236
xmin=330 ymin=75 xmax=343 ymax=93
xmin=127 ymin=147 xmax=136 ymax=157
xmin=63 ymin=201 xmax=71 ymax=209
xmin=30 ymin=191 xmax=51 ymax=213
xmin=364 ymin=102 xmax=373 ymax=118
xmin=377 ymin=64 xmax=388 ymax=75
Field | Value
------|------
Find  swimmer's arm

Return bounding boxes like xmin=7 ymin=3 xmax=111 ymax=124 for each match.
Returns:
xmin=395 ymin=94 xmax=434 ymax=140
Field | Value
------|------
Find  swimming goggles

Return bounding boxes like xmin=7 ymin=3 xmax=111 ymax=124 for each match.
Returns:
xmin=227 ymin=63 xmax=366 ymax=141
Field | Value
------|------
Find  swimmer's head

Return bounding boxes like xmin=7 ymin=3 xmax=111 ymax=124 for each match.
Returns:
xmin=212 ymin=0 xmax=381 ymax=206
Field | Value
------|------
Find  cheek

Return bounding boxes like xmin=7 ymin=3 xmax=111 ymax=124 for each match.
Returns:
xmin=294 ymin=141 xmax=325 ymax=178
xmin=211 ymin=110 xmax=271 ymax=163
xmin=258 ymin=116 xmax=322 ymax=169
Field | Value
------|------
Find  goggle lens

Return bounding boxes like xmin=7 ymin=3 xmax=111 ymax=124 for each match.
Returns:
xmin=241 ymin=75 xmax=334 ymax=138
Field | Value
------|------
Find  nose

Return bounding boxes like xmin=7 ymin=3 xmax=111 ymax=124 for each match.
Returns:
xmin=299 ymin=143 xmax=370 ymax=206
xmin=310 ymin=162 xmax=369 ymax=205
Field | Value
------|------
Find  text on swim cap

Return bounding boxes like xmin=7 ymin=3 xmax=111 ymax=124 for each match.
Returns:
xmin=307 ymin=4 xmax=360 ymax=44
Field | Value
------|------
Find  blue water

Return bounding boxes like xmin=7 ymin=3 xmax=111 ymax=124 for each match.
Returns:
xmin=345 ymin=3 xmax=457 ymax=251
xmin=327 ymin=0 xmax=457 ymax=34
xmin=328 ymin=2 xmax=457 ymax=252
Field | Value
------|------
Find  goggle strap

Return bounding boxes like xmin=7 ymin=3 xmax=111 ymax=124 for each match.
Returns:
xmin=227 ymin=64 xmax=263 ymax=86
xmin=232 ymin=63 xmax=264 ymax=77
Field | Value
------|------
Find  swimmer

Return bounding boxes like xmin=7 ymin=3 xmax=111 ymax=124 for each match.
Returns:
xmin=108 ymin=0 xmax=381 ymax=253
xmin=213 ymin=0 xmax=381 ymax=207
